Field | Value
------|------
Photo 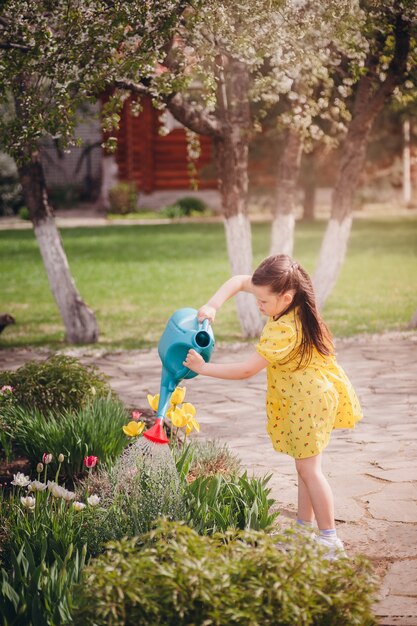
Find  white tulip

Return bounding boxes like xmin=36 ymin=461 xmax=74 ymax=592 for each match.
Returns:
xmin=28 ymin=480 xmax=47 ymax=492
xmin=73 ymin=501 xmax=86 ymax=511
xmin=87 ymin=494 xmax=100 ymax=506
xmin=20 ymin=496 xmax=36 ymax=510
xmin=11 ymin=472 xmax=31 ymax=487
xmin=61 ymin=489 xmax=76 ymax=501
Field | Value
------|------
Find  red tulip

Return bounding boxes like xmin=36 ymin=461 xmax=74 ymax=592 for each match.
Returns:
xmin=84 ymin=455 xmax=98 ymax=468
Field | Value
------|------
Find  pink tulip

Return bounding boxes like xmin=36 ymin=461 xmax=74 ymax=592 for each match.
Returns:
xmin=42 ymin=453 xmax=53 ymax=464
xmin=84 ymin=455 xmax=98 ymax=468
xmin=131 ymin=410 xmax=142 ymax=421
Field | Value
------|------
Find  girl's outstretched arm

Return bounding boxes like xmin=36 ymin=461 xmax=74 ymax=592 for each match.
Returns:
xmin=198 ymin=274 xmax=254 ymax=322
xmin=183 ymin=349 xmax=268 ymax=380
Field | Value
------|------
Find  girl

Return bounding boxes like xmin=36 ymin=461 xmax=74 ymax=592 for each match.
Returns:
xmin=183 ymin=254 xmax=363 ymax=560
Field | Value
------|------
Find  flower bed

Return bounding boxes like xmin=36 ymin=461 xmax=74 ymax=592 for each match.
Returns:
xmin=0 ymin=357 xmax=379 ymax=625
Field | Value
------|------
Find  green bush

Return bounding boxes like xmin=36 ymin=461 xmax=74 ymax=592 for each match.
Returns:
xmin=184 ymin=471 xmax=278 ymax=534
xmin=0 ymin=153 xmax=24 ymax=216
xmin=4 ymin=396 xmax=129 ymax=479
xmin=186 ymin=439 xmax=241 ymax=482
xmin=47 ymin=183 xmax=83 ymax=209
xmin=176 ymin=196 xmax=207 ymax=215
xmin=0 ymin=354 xmax=113 ymax=414
xmin=108 ymin=182 xmax=138 ymax=214
xmin=160 ymin=196 xmax=209 ymax=218
xmin=159 ymin=203 xmax=185 ymax=218
xmin=18 ymin=206 xmax=30 ymax=221
xmin=0 ymin=538 xmax=85 ymax=626
xmin=73 ymin=519 xmax=378 ymax=626
xmin=92 ymin=442 xmax=187 ymax=540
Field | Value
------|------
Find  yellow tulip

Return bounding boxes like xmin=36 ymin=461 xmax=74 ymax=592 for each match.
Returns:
xmin=170 ymin=386 xmax=186 ymax=406
xmin=123 ymin=421 xmax=145 ymax=437
xmin=185 ymin=416 xmax=200 ymax=435
xmin=147 ymin=393 xmax=159 ymax=412
xmin=169 ymin=406 xmax=189 ymax=428
xmin=182 ymin=402 xmax=196 ymax=417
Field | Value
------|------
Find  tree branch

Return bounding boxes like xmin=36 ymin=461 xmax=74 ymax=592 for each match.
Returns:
xmin=375 ymin=11 xmax=411 ymax=103
xmin=0 ymin=41 xmax=30 ymax=52
xmin=113 ymin=78 xmax=223 ymax=138
xmin=113 ymin=78 xmax=149 ymax=96
xmin=166 ymin=92 xmax=223 ymax=138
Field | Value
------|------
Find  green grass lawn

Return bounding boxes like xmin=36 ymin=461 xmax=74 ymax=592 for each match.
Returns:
xmin=1 ymin=216 xmax=416 ymax=349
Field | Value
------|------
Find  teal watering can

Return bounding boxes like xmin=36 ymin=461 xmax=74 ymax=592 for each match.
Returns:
xmin=143 ymin=308 xmax=215 ymax=444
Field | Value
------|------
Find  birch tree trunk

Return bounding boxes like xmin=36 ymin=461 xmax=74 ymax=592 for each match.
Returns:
xmin=270 ymin=129 xmax=303 ymax=256
xmin=313 ymin=14 xmax=411 ymax=308
xmin=215 ymin=56 xmax=262 ymax=337
xmin=18 ymin=152 xmax=99 ymax=343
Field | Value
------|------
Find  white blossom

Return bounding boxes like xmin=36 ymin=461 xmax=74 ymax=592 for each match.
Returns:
xmin=28 ymin=480 xmax=47 ymax=492
xmin=20 ymin=496 xmax=36 ymax=510
xmin=61 ymin=489 xmax=76 ymax=502
xmin=73 ymin=501 xmax=86 ymax=511
xmin=11 ymin=472 xmax=31 ymax=487
xmin=87 ymin=494 xmax=101 ymax=506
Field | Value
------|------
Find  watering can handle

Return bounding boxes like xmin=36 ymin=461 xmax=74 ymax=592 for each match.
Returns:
xmin=199 ymin=318 xmax=210 ymax=331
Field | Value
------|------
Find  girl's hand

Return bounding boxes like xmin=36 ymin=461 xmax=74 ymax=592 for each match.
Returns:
xmin=183 ymin=349 xmax=205 ymax=374
xmin=198 ymin=304 xmax=216 ymax=323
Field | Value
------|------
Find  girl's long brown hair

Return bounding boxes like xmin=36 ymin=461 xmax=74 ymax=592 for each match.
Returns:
xmin=252 ymin=254 xmax=334 ymax=368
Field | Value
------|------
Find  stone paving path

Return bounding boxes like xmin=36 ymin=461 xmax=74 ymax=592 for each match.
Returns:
xmin=1 ymin=332 xmax=416 ymax=625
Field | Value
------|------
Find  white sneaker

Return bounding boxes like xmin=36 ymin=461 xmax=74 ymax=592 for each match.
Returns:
xmin=315 ymin=535 xmax=348 ymax=561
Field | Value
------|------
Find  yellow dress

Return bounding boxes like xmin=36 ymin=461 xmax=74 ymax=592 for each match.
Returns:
xmin=256 ymin=307 xmax=363 ymax=459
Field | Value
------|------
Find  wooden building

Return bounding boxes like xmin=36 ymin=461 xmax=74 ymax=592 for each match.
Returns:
xmin=112 ymin=96 xmax=216 ymax=193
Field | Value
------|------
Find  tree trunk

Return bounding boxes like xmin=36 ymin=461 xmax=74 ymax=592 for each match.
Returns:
xmin=214 ymin=56 xmax=263 ymax=337
xmin=313 ymin=118 xmax=370 ymax=308
xmin=313 ymin=14 xmax=411 ymax=308
xmin=270 ymin=129 xmax=302 ymax=256
xmin=403 ymin=118 xmax=412 ymax=207
xmin=18 ymin=152 xmax=99 ymax=343
xmin=302 ymin=150 xmax=317 ymax=221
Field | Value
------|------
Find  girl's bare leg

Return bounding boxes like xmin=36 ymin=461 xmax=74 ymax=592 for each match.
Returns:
xmin=295 ymin=453 xmax=335 ymax=530
xmin=297 ymin=474 xmax=315 ymax=523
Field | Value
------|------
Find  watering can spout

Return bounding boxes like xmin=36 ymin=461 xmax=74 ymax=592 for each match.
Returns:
xmin=156 ymin=375 xmax=176 ymax=420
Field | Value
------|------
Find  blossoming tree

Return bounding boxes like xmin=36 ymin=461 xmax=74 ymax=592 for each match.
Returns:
xmin=0 ymin=0 xmax=190 ymax=343
xmin=115 ymin=0 xmax=361 ymax=337
xmin=313 ymin=0 xmax=417 ymax=307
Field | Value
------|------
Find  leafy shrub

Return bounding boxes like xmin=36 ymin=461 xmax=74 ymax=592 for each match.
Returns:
xmin=0 ymin=153 xmax=23 ymax=216
xmin=186 ymin=439 xmax=241 ymax=482
xmin=48 ymin=183 xmax=83 ymax=209
xmin=108 ymin=181 xmax=138 ymax=214
xmin=18 ymin=206 xmax=30 ymax=221
xmin=73 ymin=519 xmax=378 ymax=626
xmin=89 ymin=442 xmax=186 ymax=542
xmin=4 ymin=397 xmax=129 ymax=478
xmin=0 ymin=538 xmax=85 ymax=626
xmin=0 ymin=354 xmax=113 ymax=414
xmin=176 ymin=196 xmax=207 ymax=215
xmin=159 ymin=203 xmax=185 ymax=218
xmin=184 ymin=471 xmax=278 ymax=534
xmin=160 ymin=196 xmax=209 ymax=218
